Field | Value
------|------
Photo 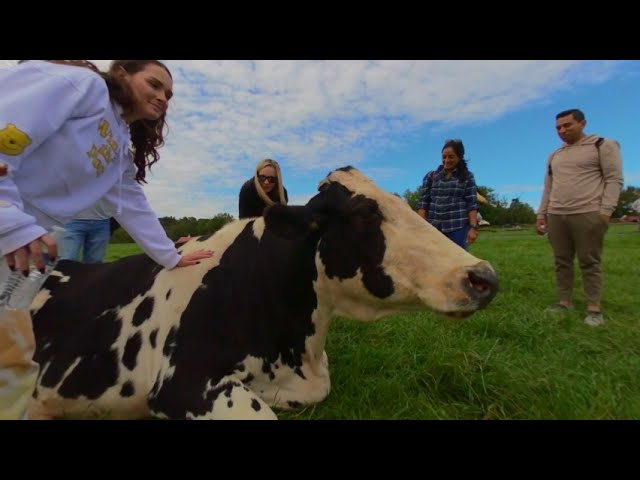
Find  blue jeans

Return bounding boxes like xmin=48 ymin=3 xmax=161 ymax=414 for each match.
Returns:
xmin=59 ymin=219 xmax=111 ymax=263
xmin=443 ymin=227 xmax=469 ymax=250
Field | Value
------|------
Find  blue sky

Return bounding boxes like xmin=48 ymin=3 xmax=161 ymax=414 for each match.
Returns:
xmin=2 ymin=60 xmax=638 ymax=218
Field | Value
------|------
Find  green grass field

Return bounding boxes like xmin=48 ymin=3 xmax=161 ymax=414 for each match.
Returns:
xmin=106 ymin=223 xmax=640 ymax=419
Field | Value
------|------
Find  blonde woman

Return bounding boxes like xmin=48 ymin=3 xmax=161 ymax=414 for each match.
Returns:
xmin=238 ymin=159 xmax=288 ymax=218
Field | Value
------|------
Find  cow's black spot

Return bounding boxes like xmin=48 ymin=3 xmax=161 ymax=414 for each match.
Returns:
xmin=120 ymin=381 xmax=135 ymax=397
xmin=287 ymin=400 xmax=302 ymax=409
xmin=227 ymin=400 xmax=233 ymax=408
xmin=133 ymin=296 xmax=154 ymax=327
xmin=197 ymin=233 xmax=214 ymax=242
xmin=242 ymin=373 xmax=255 ymax=384
xmin=42 ymin=273 xmax=63 ymax=290
xmin=200 ymin=381 xmax=238 ymax=407
xmin=149 ymin=329 xmax=158 ymax=349
xmin=166 ymin=289 xmax=172 ymax=300
xmin=262 ymin=360 xmax=272 ymax=375
xmin=163 ymin=326 xmax=177 ymax=358
xmin=250 ymin=399 xmax=261 ymax=412
xmin=317 ymin=193 xmax=394 ymax=298
xmin=234 ymin=362 xmax=246 ymax=372
xmin=58 ymin=348 xmax=119 ymax=399
xmin=362 ymin=265 xmax=394 ymax=299
xmin=294 ymin=366 xmax=306 ymax=380
xmin=149 ymin=375 xmax=162 ymax=399
xmin=123 ymin=332 xmax=142 ymax=371
xmin=38 ymin=309 xmax=122 ymax=390
xmin=268 ymin=372 xmax=275 ymax=381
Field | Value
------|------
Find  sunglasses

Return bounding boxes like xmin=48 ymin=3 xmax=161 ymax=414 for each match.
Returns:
xmin=258 ymin=175 xmax=277 ymax=184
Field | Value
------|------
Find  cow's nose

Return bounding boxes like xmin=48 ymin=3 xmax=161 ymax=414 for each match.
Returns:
xmin=464 ymin=266 xmax=498 ymax=308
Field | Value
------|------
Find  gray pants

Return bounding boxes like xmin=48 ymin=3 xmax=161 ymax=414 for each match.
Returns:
xmin=547 ymin=211 xmax=609 ymax=306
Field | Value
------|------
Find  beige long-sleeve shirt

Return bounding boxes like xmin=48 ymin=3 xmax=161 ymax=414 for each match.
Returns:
xmin=537 ymin=134 xmax=624 ymax=217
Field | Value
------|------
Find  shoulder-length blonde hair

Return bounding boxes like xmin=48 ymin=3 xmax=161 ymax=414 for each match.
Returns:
xmin=254 ymin=159 xmax=287 ymax=206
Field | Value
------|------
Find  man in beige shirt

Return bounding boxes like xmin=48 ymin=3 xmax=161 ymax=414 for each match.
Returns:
xmin=536 ymin=108 xmax=623 ymax=327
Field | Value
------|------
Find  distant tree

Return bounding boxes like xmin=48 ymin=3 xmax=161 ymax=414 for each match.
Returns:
xmin=613 ymin=186 xmax=640 ymax=217
xmin=477 ymin=186 xmax=498 ymax=205
xmin=394 ymin=183 xmax=537 ymax=226
xmin=402 ymin=186 xmax=422 ymax=211
xmin=110 ymin=213 xmax=236 ymax=244
xmin=505 ymin=197 xmax=537 ymax=224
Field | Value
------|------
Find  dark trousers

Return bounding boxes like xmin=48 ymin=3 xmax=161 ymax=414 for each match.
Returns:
xmin=547 ymin=211 xmax=609 ymax=305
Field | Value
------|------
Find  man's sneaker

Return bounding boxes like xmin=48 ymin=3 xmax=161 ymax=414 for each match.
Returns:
xmin=584 ymin=311 xmax=605 ymax=327
xmin=545 ymin=303 xmax=574 ymax=314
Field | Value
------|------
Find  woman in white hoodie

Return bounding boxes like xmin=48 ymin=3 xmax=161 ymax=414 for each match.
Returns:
xmin=0 ymin=60 xmax=213 ymax=419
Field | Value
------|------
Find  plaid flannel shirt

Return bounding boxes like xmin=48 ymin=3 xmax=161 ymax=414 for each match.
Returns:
xmin=417 ymin=166 xmax=478 ymax=233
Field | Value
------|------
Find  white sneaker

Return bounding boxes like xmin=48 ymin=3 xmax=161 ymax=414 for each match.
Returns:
xmin=584 ymin=311 xmax=605 ymax=327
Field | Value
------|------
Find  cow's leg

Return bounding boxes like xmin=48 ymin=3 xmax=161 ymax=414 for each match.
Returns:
xmin=151 ymin=376 xmax=278 ymax=420
xmin=203 ymin=378 xmax=278 ymax=420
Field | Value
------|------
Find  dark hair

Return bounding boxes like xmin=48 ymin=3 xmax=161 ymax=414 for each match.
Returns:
xmin=21 ymin=59 xmax=172 ymax=185
xmin=556 ymin=108 xmax=585 ymax=122
xmin=103 ymin=60 xmax=172 ymax=184
xmin=442 ymin=138 xmax=469 ymax=182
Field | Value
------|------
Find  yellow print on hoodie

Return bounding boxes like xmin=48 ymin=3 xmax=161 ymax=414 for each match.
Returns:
xmin=87 ymin=120 xmax=120 ymax=177
xmin=0 ymin=123 xmax=32 ymax=156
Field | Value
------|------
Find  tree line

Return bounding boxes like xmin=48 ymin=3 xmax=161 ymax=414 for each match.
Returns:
xmin=111 ymin=213 xmax=235 ymax=243
xmin=400 ymin=184 xmax=640 ymax=226
xmin=110 ymin=185 xmax=639 ymax=242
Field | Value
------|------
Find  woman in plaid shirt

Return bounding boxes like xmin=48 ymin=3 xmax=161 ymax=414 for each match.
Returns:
xmin=417 ymin=139 xmax=479 ymax=250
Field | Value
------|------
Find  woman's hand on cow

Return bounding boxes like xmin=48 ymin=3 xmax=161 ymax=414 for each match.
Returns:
xmin=175 ymin=249 xmax=214 ymax=268
xmin=4 ymin=233 xmax=58 ymax=275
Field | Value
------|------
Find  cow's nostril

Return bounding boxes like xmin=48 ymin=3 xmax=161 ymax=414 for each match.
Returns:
xmin=466 ymin=268 xmax=498 ymax=306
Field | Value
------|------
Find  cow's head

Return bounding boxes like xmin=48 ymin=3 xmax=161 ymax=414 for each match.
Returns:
xmin=265 ymin=166 xmax=498 ymax=320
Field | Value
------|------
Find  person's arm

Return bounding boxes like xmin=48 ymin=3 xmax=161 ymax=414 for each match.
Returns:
xmin=104 ymin=164 xmax=212 ymax=269
xmin=0 ymin=63 xmax=107 ymax=271
xmin=238 ymin=181 xmax=251 ymax=219
xmin=464 ymin=174 xmax=479 ymax=244
xmin=599 ymin=139 xmax=624 ymax=221
xmin=535 ymin=152 xmax=554 ymax=235
xmin=416 ymin=172 xmax=432 ymax=220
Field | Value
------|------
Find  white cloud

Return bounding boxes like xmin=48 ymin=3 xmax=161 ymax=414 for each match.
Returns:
xmin=0 ymin=60 xmax=627 ymax=217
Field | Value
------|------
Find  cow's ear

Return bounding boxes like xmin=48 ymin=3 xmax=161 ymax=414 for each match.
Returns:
xmin=264 ymin=204 xmax=321 ymax=239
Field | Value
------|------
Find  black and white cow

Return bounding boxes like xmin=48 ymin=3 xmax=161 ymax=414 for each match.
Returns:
xmin=27 ymin=166 xmax=498 ymax=420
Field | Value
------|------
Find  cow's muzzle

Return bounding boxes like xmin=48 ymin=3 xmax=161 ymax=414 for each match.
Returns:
xmin=464 ymin=265 xmax=499 ymax=309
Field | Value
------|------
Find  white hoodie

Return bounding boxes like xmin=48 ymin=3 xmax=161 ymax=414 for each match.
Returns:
xmin=0 ymin=60 xmax=181 ymax=269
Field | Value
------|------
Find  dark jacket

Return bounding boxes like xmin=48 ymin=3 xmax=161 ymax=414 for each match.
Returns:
xmin=238 ymin=179 xmax=289 ymax=219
